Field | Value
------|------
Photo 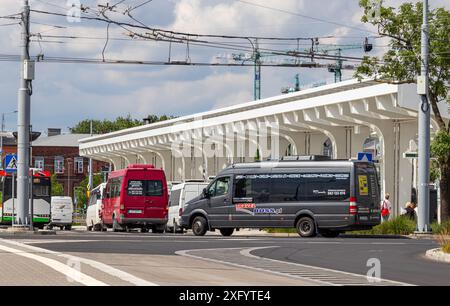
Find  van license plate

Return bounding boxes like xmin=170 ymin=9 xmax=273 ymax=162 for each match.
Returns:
xmin=359 ymin=216 xmax=368 ymax=221
xmin=128 ymin=210 xmax=142 ymax=214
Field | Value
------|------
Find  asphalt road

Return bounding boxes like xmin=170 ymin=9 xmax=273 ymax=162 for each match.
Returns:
xmin=0 ymin=230 xmax=448 ymax=286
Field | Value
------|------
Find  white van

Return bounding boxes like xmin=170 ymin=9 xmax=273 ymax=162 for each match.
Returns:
xmin=86 ymin=183 xmax=107 ymax=231
xmin=49 ymin=196 xmax=73 ymax=230
xmin=166 ymin=180 xmax=209 ymax=233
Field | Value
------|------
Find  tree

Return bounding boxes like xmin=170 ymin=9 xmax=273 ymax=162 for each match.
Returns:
xmin=254 ymin=148 xmax=261 ymax=162
xmin=143 ymin=114 xmax=176 ymax=124
xmin=74 ymin=174 xmax=103 ymax=211
xmin=356 ymin=1 xmax=450 ymax=220
xmin=70 ymin=114 xmax=176 ymax=134
xmin=70 ymin=114 xmax=142 ymax=134
xmin=51 ymin=174 xmax=64 ymax=196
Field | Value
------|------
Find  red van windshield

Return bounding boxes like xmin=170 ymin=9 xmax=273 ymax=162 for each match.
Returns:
xmin=127 ymin=180 xmax=163 ymax=197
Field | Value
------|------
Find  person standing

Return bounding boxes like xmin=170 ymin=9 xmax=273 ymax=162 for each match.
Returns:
xmin=381 ymin=193 xmax=392 ymax=222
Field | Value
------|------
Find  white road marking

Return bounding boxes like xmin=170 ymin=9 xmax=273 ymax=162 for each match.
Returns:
xmin=177 ymin=246 xmax=414 ymax=286
xmin=0 ymin=242 xmax=106 ymax=286
xmin=21 ymin=240 xmax=97 ymax=244
xmin=240 ymin=246 xmax=413 ymax=286
xmin=1 ymin=239 xmax=158 ymax=286
xmin=175 ymin=247 xmax=327 ymax=286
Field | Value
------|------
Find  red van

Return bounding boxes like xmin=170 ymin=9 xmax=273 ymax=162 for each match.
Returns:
xmin=101 ymin=164 xmax=169 ymax=233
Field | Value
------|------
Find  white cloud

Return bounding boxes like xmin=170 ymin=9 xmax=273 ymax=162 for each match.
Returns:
xmin=170 ymin=0 xmax=304 ymax=36
xmin=4 ymin=0 xmax=448 ymax=133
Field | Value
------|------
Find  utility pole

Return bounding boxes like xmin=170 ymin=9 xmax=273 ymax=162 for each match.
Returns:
xmin=16 ymin=0 xmax=32 ymax=227
xmin=417 ymin=0 xmax=431 ymax=233
xmin=88 ymin=120 xmax=93 ymax=194
xmin=335 ymin=49 xmax=343 ymax=83
xmin=254 ymin=39 xmax=261 ymax=100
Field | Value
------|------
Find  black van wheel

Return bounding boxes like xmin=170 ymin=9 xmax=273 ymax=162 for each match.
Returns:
xmin=296 ymin=217 xmax=316 ymax=237
xmin=319 ymin=230 xmax=341 ymax=238
xmin=219 ymin=228 xmax=234 ymax=237
xmin=192 ymin=216 xmax=208 ymax=236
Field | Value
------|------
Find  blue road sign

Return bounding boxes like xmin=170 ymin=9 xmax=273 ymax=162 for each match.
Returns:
xmin=357 ymin=152 xmax=373 ymax=162
xmin=5 ymin=154 xmax=18 ymax=173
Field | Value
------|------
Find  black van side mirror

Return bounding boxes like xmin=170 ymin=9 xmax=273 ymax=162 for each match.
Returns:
xmin=202 ymin=188 xmax=210 ymax=199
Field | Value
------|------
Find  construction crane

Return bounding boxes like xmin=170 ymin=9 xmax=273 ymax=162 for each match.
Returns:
xmin=281 ymin=74 xmax=300 ymax=94
xmin=215 ymin=37 xmax=369 ymax=99
xmin=228 ymin=39 xmax=262 ymax=100
xmin=322 ymin=38 xmax=373 ymax=83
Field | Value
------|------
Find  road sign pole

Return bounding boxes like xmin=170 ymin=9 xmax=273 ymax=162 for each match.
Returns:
xmin=12 ymin=172 xmax=15 ymax=226
xmin=16 ymin=0 xmax=31 ymax=227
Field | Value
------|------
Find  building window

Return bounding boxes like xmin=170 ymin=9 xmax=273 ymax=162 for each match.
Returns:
xmin=75 ymin=157 xmax=83 ymax=174
xmin=35 ymin=157 xmax=44 ymax=170
xmin=55 ymin=156 xmax=64 ymax=174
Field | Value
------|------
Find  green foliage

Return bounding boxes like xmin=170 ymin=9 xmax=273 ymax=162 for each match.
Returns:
xmin=74 ymin=174 xmax=103 ymax=210
xmin=356 ymin=1 xmax=449 ymax=130
xmin=431 ymin=131 xmax=450 ymax=164
xmin=264 ymin=228 xmax=297 ymax=234
xmin=443 ymin=242 xmax=450 ymax=254
xmin=51 ymin=174 xmax=64 ymax=196
xmin=143 ymin=114 xmax=176 ymax=124
xmin=350 ymin=216 xmax=416 ymax=235
xmin=254 ymin=148 xmax=261 ymax=162
xmin=431 ymin=219 xmax=450 ymax=234
xmin=70 ymin=114 xmax=175 ymax=134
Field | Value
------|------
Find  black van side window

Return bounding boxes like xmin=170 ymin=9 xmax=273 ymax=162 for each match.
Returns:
xmin=234 ymin=173 xmax=350 ymax=202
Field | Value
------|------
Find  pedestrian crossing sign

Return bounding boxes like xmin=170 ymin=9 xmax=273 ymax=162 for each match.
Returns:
xmin=5 ymin=154 xmax=18 ymax=173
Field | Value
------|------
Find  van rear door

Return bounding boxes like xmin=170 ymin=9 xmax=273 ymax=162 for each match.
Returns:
xmin=354 ymin=162 xmax=381 ymax=224
xmin=124 ymin=170 xmax=168 ymax=220
xmin=51 ymin=197 xmax=73 ymax=223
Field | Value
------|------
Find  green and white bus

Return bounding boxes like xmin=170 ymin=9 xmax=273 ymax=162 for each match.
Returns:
xmin=0 ymin=170 xmax=52 ymax=228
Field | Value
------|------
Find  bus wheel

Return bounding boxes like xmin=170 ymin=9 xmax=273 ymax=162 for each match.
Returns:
xmin=65 ymin=225 xmax=72 ymax=231
xmin=296 ymin=217 xmax=316 ymax=237
xmin=319 ymin=230 xmax=340 ymax=238
xmin=192 ymin=216 xmax=208 ymax=236
xmin=219 ymin=228 xmax=234 ymax=237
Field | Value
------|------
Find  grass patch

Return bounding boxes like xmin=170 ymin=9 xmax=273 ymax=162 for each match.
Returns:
xmin=431 ymin=220 xmax=450 ymax=235
xmin=433 ymin=224 xmax=450 ymax=254
xmin=264 ymin=228 xmax=297 ymax=234
xmin=347 ymin=216 xmax=416 ymax=235
xmin=443 ymin=243 xmax=450 ymax=254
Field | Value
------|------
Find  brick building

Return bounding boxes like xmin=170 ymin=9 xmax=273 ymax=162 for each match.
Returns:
xmin=1 ymin=129 xmax=109 ymax=198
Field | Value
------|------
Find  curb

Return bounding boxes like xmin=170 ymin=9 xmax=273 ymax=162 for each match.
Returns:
xmin=425 ymin=248 xmax=450 ymax=263
xmin=340 ymin=234 xmax=410 ymax=239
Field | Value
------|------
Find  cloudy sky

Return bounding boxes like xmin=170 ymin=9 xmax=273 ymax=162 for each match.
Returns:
xmin=0 ymin=0 xmax=448 ymax=133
